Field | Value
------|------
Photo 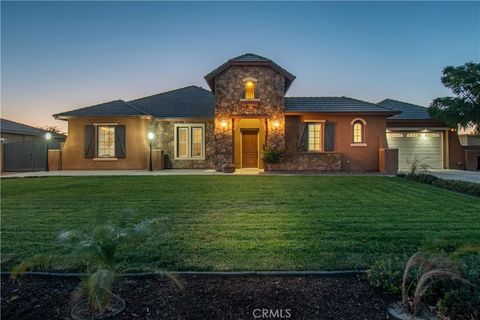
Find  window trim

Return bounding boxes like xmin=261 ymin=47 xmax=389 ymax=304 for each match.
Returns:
xmin=95 ymin=124 xmax=117 ymax=159
xmin=351 ymin=118 xmax=366 ymax=145
xmin=174 ymin=123 xmax=206 ymax=160
xmin=306 ymin=121 xmax=325 ymax=152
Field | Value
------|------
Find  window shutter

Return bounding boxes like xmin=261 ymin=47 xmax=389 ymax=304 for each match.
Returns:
xmin=297 ymin=123 xmax=308 ymax=151
xmin=114 ymin=125 xmax=126 ymax=158
xmin=85 ymin=125 xmax=95 ymax=158
xmin=324 ymin=122 xmax=335 ymax=151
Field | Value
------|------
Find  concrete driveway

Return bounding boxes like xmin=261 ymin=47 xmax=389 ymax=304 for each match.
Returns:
xmin=430 ymin=169 xmax=480 ymax=184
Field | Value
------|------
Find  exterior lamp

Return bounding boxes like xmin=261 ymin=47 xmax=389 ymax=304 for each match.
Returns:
xmin=45 ymin=132 xmax=52 ymax=172
xmin=273 ymin=120 xmax=280 ymax=129
xmin=221 ymin=119 xmax=227 ymax=129
xmin=147 ymin=132 xmax=154 ymax=171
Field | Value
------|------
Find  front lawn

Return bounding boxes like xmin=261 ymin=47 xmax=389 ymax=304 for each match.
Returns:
xmin=1 ymin=176 xmax=479 ymax=271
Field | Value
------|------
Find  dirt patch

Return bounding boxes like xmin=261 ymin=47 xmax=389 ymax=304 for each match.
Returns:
xmin=1 ymin=274 xmax=391 ymax=319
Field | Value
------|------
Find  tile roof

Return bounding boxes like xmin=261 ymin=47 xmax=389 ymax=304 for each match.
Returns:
xmin=53 ymin=99 xmax=147 ymax=119
xmin=1 ymin=118 xmax=65 ymax=138
xmin=285 ymin=97 xmax=398 ymax=114
xmin=378 ymin=99 xmax=434 ymax=120
xmin=128 ymin=86 xmax=214 ymax=118
xmin=204 ymin=53 xmax=296 ymax=93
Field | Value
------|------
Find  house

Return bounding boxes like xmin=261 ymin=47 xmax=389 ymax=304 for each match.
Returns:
xmin=1 ymin=118 xmax=66 ymax=144
xmin=53 ymin=53 xmax=467 ymax=172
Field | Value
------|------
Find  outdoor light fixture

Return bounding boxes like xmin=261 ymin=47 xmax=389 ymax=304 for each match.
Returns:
xmin=148 ymin=132 xmax=154 ymax=171
xmin=273 ymin=120 xmax=280 ymax=129
xmin=45 ymin=132 xmax=52 ymax=172
xmin=221 ymin=119 xmax=227 ymax=129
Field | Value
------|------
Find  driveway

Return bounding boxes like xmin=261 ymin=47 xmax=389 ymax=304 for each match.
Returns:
xmin=430 ymin=169 xmax=480 ymax=183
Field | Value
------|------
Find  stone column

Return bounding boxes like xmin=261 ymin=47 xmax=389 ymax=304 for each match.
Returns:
xmin=214 ymin=114 xmax=233 ymax=171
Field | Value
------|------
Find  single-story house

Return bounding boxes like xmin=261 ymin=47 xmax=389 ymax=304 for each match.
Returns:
xmin=53 ymin=53 xmax=467 ymax=172
xmin=1 ymin=118 xmax=66 ymax=144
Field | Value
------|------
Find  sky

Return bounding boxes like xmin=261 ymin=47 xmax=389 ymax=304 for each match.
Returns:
xmin=1 ymin=1 xmax=479 ymax=132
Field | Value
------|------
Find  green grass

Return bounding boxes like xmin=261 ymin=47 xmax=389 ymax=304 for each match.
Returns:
xmin=1 ymin=176 xmax=479 ymax=272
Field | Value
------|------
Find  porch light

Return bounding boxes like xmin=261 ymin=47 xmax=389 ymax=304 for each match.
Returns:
xmin=45 ymin=132 xmax=51 ymax=172
xmin=273 ymin=120 xmax=280 ymax=129
xmin=221 ymin=119 xmax=227 ymax=129
xmin=147 ymin=132 xmax=154 ymax=171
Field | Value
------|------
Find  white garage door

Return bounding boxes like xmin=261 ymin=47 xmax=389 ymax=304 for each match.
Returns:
xmin=387 ymin=131 xmax=443 ymax=171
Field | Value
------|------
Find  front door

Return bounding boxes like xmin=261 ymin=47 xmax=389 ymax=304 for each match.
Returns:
xmin=242 ymin=130 xmax=258 ymax=168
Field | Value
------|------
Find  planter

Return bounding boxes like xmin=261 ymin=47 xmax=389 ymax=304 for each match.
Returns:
xmin=71 ymin=294 xmax=125 ymax=320
xmin=386 ymin=301 xmax=437 ymax=320
xmin=222 ymin=163 xmax=235 ymax=173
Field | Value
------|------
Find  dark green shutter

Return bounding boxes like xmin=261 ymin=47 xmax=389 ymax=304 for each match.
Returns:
xmin=324 ymin=122 xmax=335 ymax=151
xmin=115 ymin=125 xmax=126 ymax=158
xmin=85 ymin=125 xmax=95 ymax=158
xmin=298 ymin=123 xmax=308 ymax=151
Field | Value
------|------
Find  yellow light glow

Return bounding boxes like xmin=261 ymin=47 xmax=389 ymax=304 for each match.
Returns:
xmin=273 ymin=120 xmax=279 ymax=129
xmin=245 ymin=81 xmax=254 ymax=88
xmin=221 ymin=119 xmax=227 ymax=128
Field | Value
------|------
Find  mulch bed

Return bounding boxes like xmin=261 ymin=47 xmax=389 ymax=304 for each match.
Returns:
xmin=1 ymin=274 xmax=391 ymax=319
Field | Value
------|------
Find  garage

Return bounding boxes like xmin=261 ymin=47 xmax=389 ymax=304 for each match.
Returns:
xmin=387 ymin=131 xmax=443 ymax=171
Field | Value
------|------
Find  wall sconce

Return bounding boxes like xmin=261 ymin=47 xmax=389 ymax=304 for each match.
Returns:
xmin=221 ymin=119 xmax=227 ymax=129
xmin=273 ymin=120 xmax=279 ymax=129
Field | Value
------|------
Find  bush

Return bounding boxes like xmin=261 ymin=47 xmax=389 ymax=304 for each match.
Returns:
xmin=261 ymin=146 xmax=283 ymax=164
xmin=398 ymin=173 xmax=480 ymax=197
xmin=368 ymin=247 xmax=480 ymax=319
xmin=367 ymin=256 xmax=407 ymax=295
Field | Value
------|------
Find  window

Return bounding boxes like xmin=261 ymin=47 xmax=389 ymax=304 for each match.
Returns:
xmin=174 ymin=124 xmax=205 ymax=159
xmin=245 ymin=81 xmax=255 ymax=99
xmin=97 ymin=126 xmax=115 ymax=157
xmin=351 ymin=119 xmax=366 ymax=144
xmin=308 ymin=123 xmax=323 ymax=151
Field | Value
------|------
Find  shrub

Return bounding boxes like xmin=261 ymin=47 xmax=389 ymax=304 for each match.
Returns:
xmin=261 ymin=146 xmax=283 ymax=164
xmin=398 ymin=173 xmax=480 ymax=197
xmin=406 ymin=156 xmax=431 ymax=175
xmin=367 ymin=256 xmax=407 ymax=295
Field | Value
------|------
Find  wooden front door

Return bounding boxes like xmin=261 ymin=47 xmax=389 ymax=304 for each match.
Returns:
xmin=241 ymin=130 xmax=258 ymax=168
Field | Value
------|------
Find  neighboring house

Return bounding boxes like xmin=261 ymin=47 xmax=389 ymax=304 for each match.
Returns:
xmin=1 ymin=118 xmax=66 ymax=144
xmin=53 ymin=53 xmax=466 ymax=172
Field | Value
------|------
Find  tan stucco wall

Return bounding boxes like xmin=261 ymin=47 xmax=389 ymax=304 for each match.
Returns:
xmin=61 ymin=117 xmax=150 ymax=170
xmin=285 ymin=114 xmax=388 ymax=171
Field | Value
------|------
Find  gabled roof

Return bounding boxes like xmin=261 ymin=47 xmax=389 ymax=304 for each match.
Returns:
xmin=53 ymin=99 xmax=147 ymax=120
xmin=378 ymin=99 xmax=434 ymax=120
xmin=128 ymin=86 xmax=214 ymax=118
xmin=204 ymin=53 xmax=296 ymax=93
xmin=1 ymin=118 xmax=66 ymax=138
xmin=285 ymin=97 xmax=399 ymax=114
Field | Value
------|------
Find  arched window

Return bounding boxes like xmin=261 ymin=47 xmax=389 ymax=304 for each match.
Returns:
xmin=243 ymin=77 xmax=257 ymax=99
xmin=351 ymin=118 xmax=366 ymax=144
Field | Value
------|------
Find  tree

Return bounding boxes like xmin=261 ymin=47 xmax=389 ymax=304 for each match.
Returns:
xmin=429 ymin=62 xmax=480 ymax=133
xmin=37 ymin=125 xmax=65 ymax=135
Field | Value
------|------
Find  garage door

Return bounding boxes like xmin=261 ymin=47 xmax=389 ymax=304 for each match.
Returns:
xmin=387 ymin=131 xmax=443 ymax=171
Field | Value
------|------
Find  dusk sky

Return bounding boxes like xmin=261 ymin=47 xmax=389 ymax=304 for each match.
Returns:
xmin=1 ymin=1 xmax=479 ymax=132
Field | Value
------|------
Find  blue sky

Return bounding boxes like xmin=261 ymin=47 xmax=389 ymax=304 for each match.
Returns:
xmin=1 ymin=1 xmax=479 ymax=131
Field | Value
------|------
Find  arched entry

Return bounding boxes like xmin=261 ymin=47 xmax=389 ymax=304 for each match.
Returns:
xmin=234 ymin=118 xmax=266 ymax=169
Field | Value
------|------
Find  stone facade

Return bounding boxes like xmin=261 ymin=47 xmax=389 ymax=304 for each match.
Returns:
xmin=151 ymin=119 xmax=215 ymax=169
xmin=213 ymin=65 xmax=286 ymax=170
xmin=268 ymin=152 xmax=342 ymax=171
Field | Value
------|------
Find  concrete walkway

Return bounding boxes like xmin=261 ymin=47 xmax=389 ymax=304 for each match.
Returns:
xmin=430 ymin=169 xmax=480 ymax=184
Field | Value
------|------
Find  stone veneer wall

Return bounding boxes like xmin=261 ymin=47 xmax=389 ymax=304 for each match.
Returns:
xmin=213 ymin=65 xmax=286 ymax=171
xmin=151 ymin=119 xmax=215 ymax=169
xmin=268 ymin=152 xmax=342 ymax=171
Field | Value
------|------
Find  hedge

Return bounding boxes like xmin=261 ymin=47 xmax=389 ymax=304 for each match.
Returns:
xmin=397 ymin=173 xmax=480 ymax=197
